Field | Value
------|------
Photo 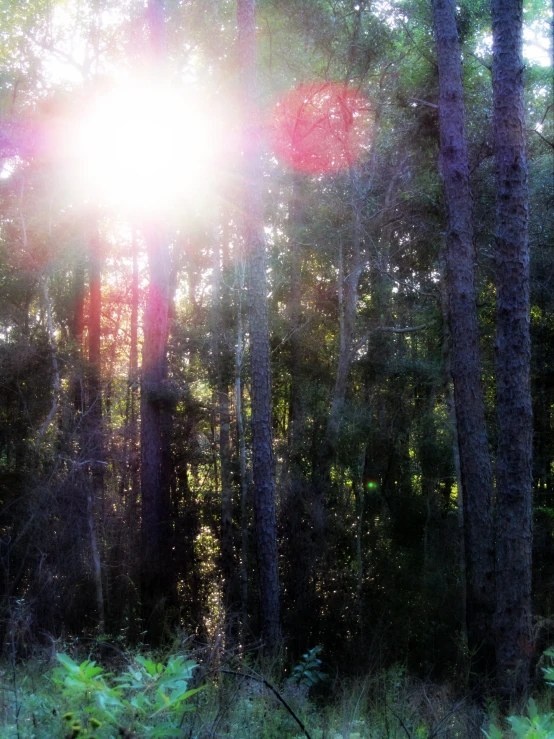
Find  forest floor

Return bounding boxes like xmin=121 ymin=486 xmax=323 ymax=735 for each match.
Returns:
xmin=0 ymin=640 xmax=548 ymax=738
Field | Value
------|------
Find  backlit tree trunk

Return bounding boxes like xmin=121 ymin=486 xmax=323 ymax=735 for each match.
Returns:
xmin=237 ymin=0 xmax=280 ymax=650
xmin=432 ymin=0 xmax=495 ymax=679
xmin=140 ymin=0 xmax=175 ymax=642
xmin=86 ymin=215 xmax=105 ymax=632
xmin=492 ymin=0 xmax=533 ymax=699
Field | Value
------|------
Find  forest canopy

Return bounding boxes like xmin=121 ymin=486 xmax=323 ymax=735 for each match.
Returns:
xmin=0 ymin=0 xmax=553 ymax=728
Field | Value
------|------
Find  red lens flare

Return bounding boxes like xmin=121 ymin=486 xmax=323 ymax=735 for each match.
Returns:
xmin=268 ymin=82 xmax=371 ymax=174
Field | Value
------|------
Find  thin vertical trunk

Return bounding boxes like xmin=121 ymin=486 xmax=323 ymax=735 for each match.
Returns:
xmin=36 ymin=278 xmax=60 ymax=447
xmin=237 ymin=0 xmax=280 ymax=650
xmin=440 ymin=250 xmax=467 ymax=649
xmin=492 ymin=0 xmax=533 ymax=699
xmin=235 ymin=250 xmax=250 ymax=632
xmin=129 ymin=227 xmax=140 ymax=522
xmin=314 ymin=167 xmax=363 ymax=506
xmin=71 ymin=262 xmax=85 ymax=414
xmin=288 ymin=173 xmax=304 ymax=473
xmin=432 ymin=0 xmax=495 ymax=678
xmin=212 ymin=219 xmax=238 ymax=637
xmin=87 ymin=215 xmax=105 ymax=632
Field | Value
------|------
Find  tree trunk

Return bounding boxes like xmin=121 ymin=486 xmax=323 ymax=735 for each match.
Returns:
xmin=138 ymin=0 xmax=176 ymax=644
xmin=140 ymin=220 xmax=174 ymax=642
xmin=287 ymin=172 xmax=304 ymax=476
xmin=86 ymin=215 xmax=106 ymax=632
xmin=212 ymin=219 xmax=239 ymax=639
xmin=491 ymin=0 xmax=533 ymax=700
xmin=237 ymin=0 xmax=280 ymax=650
xmin=315 ymin=170 xmax=363 ymax=497
xmin=234 ymin=247 xmax=250 ymax=633
xmin=432 ymin=0 xmax=495 ymax=679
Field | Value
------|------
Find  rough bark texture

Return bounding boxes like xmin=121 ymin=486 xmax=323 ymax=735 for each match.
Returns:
xmin=237 ymin=0 xmax=280 ymax=650
xmin=432 ymin=0 xmax=495 ymax=679
xmin=491 ymin=0 xmax=533 ymax=700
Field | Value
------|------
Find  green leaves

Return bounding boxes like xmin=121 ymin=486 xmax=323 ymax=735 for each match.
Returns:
xmin=291 ymin=646 xmax=327 ymax=688
xmin=483 ymin=656 xmax=554 ymax=738
xmin=52 ymin=651 xmax=203 ymax=738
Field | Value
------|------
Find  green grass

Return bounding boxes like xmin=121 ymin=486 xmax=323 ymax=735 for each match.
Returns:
xmin=0 ymin=644 xmax=549 ymax=738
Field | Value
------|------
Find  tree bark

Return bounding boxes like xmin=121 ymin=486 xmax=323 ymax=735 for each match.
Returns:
xmin=140 ymin=221 xmax=174 ymax=642
xmin=491 ymin=0 xmax=533 ymax=700
xmin=139 ymin=0 xmax=176 ymax=644
xmin=237 ymin=0 xmax=280 ymax=650
xmin=432 ymin=0 xmax=495 ymax=679
xmin=212 ymin=218 xmax=239 ymax=639
xmin=86 ymin=215 xmax=106 ymax=632
xmin=234 ymin=247 xmax=250 ymax=633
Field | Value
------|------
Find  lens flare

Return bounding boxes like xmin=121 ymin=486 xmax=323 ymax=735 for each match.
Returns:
xmin=66 ymin=80 xmax=225 ymax=212
xmin=268 ymin=82 xmax=371 ymax=174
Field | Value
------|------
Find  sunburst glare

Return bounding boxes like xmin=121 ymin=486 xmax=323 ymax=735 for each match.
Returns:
xmin=69 ymin=79 xmax=226 ymax=213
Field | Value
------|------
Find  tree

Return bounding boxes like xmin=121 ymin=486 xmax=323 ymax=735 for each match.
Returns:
xmin=432 ymin=0 xmax=495 ymax=680
xmin=237 ymin=0 xmax=281 ymax=650
xmin=140 ymin=0 xmax=176 ymax=641
xmin=491 ymin=0 xmax=533 ymax=700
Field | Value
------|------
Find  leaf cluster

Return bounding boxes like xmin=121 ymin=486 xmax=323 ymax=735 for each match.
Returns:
xmin=51 ymin=652 xmax=203 ymax=738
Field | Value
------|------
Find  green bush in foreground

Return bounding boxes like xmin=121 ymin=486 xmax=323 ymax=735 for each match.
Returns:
xmin=485 ymin=651 xmax=554 ymax=739
xmin=49 ymin=652 xmax=203 ymax=738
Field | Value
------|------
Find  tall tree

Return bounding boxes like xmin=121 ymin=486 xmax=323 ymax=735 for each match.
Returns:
xmin=140 ymin=0 xmax=175 ymax=641
xmin=85 ymin=214 xmax=106 ymax=632
xmin=492 ymin=0 xmax=533 ymax=699
xmin=432 ymin=0 xmax=495 ymax=679
xmin=237 ymin=0 xmax=281 ymax=649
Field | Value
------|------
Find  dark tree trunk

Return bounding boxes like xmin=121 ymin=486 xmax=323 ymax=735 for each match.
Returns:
xmin=70 ymin=261 xmax=85 ymax=414
xmin=491 ymin=0 xmax=533 ymax=700
xmin=129 ymin=227 xmax=140 ymax=523
xmin=86 ymin=215 xmax=105 ymax=632
xmin=237 ymin=0 xmax=280 ymax=650
xmin=139 ymin=0 xmax=177 ymax=644
xmin=212 ymin=221 xmax=239 ymax=639
xmin=288 ymin=173 xmax=304 ymax=476
xmin=140 ymin=222 xmax=174 ymax=642
xmin=432 ymin=0 xmax=496 ymax=679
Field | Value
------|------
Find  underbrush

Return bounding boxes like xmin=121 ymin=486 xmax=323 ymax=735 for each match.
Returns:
xmin=0 ymin=641 xmax=550 ymax=738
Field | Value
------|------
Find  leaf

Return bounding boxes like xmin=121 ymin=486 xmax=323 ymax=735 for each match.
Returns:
xmin=56 ymin=654 xmax=80 ymax=674
xmin=482 ymin=724 xmax=504 ymax=739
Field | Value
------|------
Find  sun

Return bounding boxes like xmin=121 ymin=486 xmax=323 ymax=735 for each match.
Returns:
xmin=70 ymin=79 xmax=225 ymax=213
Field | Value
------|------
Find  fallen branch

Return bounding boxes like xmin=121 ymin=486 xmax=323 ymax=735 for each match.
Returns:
xmin=218 ymin=669 xmax=313 ymax=739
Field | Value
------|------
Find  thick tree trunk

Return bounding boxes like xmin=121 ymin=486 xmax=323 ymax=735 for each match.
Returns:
xmin=491 ymin=0 xmax=533 ymax=700
xmin=237 ymin=0 xmax=280 ymax=650
xmin=140 ymin=222 xmax=174 ymax=642
xmin=138 ymin=0 xmax=176 ymax=644
xmin=432 ymin=0 xmax=495 ymax=679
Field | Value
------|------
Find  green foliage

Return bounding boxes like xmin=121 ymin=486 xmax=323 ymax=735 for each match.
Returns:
xmin=291 ymin=646 xmax=327 ymax=689
xmin=484 ymin=651 xmax=554 ymax=739
xmin=51 ymin=652 xmax=203 ymax=738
